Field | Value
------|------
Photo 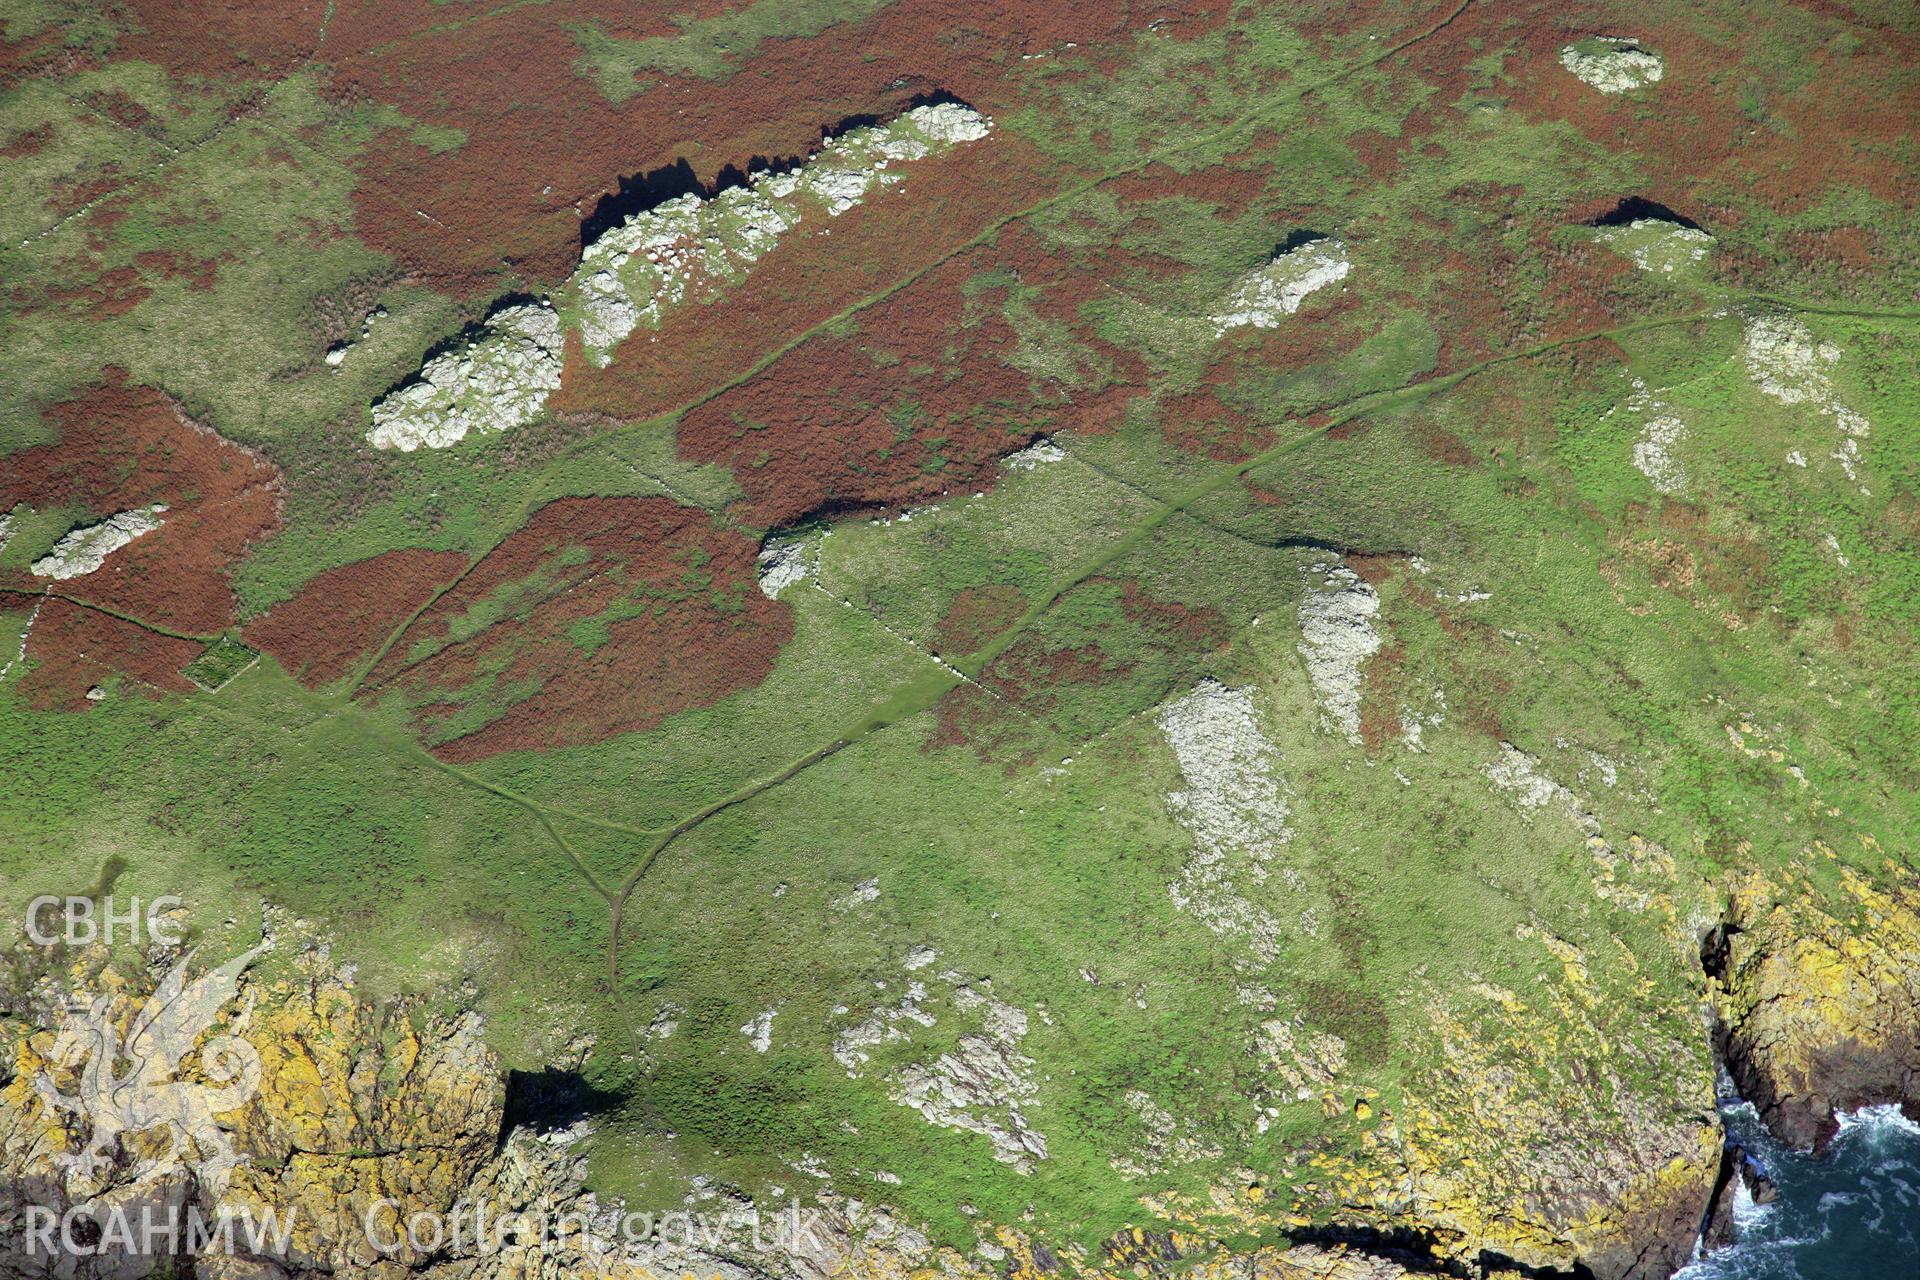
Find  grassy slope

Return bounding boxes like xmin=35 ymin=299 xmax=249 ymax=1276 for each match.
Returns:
xmin=1 ymin=0 xmax=1916 ymax=1261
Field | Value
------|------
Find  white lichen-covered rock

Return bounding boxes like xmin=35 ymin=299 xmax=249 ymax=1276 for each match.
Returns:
xmin=1400 ymin=687 xmax=1446 ymax=752
xmin=1623 ymin=376 xmax=1689 ymax=497
xmin=1157 ymin=681 xmax=1291 ymax=964
xmin=30 ymin=505 xmax=166 ymax=579
xmin=741 ymin=1008 xmax=776 ymax=1053
xmin=834 ymin=976 xmax=938 ymax=1075
xmin=901 ymin=101 xmax=992 ymax=145
xmin=757 ymin=537 xmax=815 ymax=599
xmin=834 ymin=876 xmax=881 ymax=910
xmin=1596 ymin=218 xmax=1712 ymax=274
xmin=1743 ymin=314 xmax=1871 ymax=483
xmin=1296 ymin=562 xmax=1382 ymax=741
xmin=368 ymin=104 xmax=992 ymax=450
xmin=832 ymin=956 xmax=1049 ymax=1173
xmin=1256 ymin=1017 xmax=1349 ymax=1101
xmin=565 ymin=103 xmax=993 ymax=367
xmin=1744 ymin=315 xmax=1840 ymax=408
xmin=892 ymin=998 xmax=1048 ymax=1172
xmin=645 ymin=1003 xmax=681 ymax=1040
xmin=1215 ymin=239 xmax=1350 ymax=332
xmin=1824 ymin=531 xmax=1850 ymax=569
xmin=1482 ymin=742 xmax=1569 ymax=813
xmin=1560 ymin=37 xmax=1664 ymax=93
xmin=367 ymin=303 xmax=564 ymax=451
xmin=1480 ymin=742 xmax=1667 ymax=913
xmin=804 ymin=164 xmax=881 ymax=216
xmin=1108 ymin=1088 xmax=1221 ymax=1178
xmin=1001 ymin=438 xmax=1065 ymax=470
xmin=1632 ymin=413 xmax=1688 ymax=496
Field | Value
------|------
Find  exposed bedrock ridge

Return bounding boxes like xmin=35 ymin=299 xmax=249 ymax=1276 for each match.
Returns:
xmin=1702 ymin=867 xmax=1920 ymax=1151
xmin=366 ymin=99 xmax=992 ymax=452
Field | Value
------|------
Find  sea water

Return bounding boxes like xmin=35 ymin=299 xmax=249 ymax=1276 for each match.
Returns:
xmin=1678 ymin=1096 xmax=1920 ymax=1280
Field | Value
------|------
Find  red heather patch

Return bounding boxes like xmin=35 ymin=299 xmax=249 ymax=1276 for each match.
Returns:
xmin=1345 ymin=558 xmax=1415 ymax=754
xmin=1115 ymin=579 xmax=1229 ymax=647
xmin=930 ymin=577 xmax=1231 ymax=765
xmin=1157 ymin=386 xmax=1270 ymax=461
xmin=1398 ymin=577 xmax=1515 ymax=739
xmin=1333 ymin=0 xmax=1912 ymax=326
xmin=1414 ymin=423 xmax=1478 ymax=467
xmin=552 ymin=136 xmax=1064 ymax=423
xmin=130 ymin=248 xmax=229 ymax=292
xmin=1613 ymin=498 xmax=1771 ymax=621
xmin=115 ymin=0 xmax=320 ymax=82
xmin=243 ymin=548 xmax=469 ymax=689
xmin=1343 ymin=99 xmax=1447 ymax=180
xmin=81 ymin=88 xmax=153 ymax=131
xmin=1418 ymin=242 xmax=1519 ymax=370
xmin=1044 ymin=163 xmax=1326 ymax=330
xmin=321 ymin=0 xmax=1228 ymax=294
xmin=52 ymin=265 xmax=151 ymax=318
xmin=0 ymin=122 xmax=50 ymax=158
xmin=2 ymin=593 xmax=200 ymax=710
xmin=1344 ymin=554 xmax=1404 ymax=586
xmin=1357 ymin=640 xmax=1406 ymax=754
xmin=1784 ymin=226 xmax=1879 ymax=270
xmin=923 ymin=682 xmax=1033 ymax=767
xmin=0 ymin=371 xmax=283 ymax=636
xmin=930 ymin=585 xmax=1029 ymax=659
xmin=1537 ymin=236 xmax=1636 ymax=341
xmin=1458 ymin=5 xmax=1920 ymax=215
xmin=1097 ymin=160 xmax=1278 ymax=224
xmin=976 ymin=639 xmax=1117 ymax=720
xmin=674 ymin=247 xmax=1131 ymax=529
xmin=1160 ymin=292 xmax=1364 ymax=458
xmin=47 ymin=170 xmax=130 ymax=223
xmin=1236 ymin=290 xmax=1373 ymax=377
xmin=927 ymin=641 xmax=1109 ymax=773
xmin=0 ymin=28 xmax=61 ymax=86
xmin=11 ymin=242 xmax=230 ymax=328
xmin=363 ymin=497 xmax=791 ymax=762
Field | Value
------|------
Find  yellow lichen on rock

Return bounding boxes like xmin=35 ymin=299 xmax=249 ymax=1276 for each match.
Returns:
xmin=1712 ymin=859 xmax=1920 ymax=1147
xmin=1266 ymin=923 xmax=1718 ymax=1279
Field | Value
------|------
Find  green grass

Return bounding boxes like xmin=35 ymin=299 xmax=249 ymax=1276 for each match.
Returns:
xmin=181 ymin=636 xmax=259 ymax=691
xmin=0 ymin=501 xmax=92 ymax=569
xmin=2 ymin=0 xmax=1917 ymax=1264
xmin=570 ymin=0 xmax=893 ymax=103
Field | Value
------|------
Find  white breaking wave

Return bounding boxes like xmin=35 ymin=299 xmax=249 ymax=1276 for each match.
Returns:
xmin=1679 ymin=1093 xmax=1920 ymax=1279
xmin=1834 ymin=1103 xmax=1920 ymax=1141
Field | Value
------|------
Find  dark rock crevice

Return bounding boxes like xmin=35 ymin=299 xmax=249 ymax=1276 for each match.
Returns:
xmin=1273 ymin=226 xmax=1335 ymax=255
xmin=495 ymin=1066 xmax=625 ymax=1150
xmin=1583 ymin=196 xmax=1706 ymax=232
xmin=579 ymin=88 xmax=977 ymax=249
xmin=1285 ymin=1222 xmax=1593 ymax=1279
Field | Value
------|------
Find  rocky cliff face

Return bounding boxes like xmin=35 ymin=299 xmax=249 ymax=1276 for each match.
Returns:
xmin=4 ymin=864 xmax=1915 ymax=1280
xmin=1263 ymin=994 xmax=1720 ymax=1280
xmin=1708 ymin=860 xmax=1920 ymax=1150
xmin=1 ymin=944 xmax=502 ymax=1279
xmin=0 ymin=942 xmax=1459 ymax=1280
